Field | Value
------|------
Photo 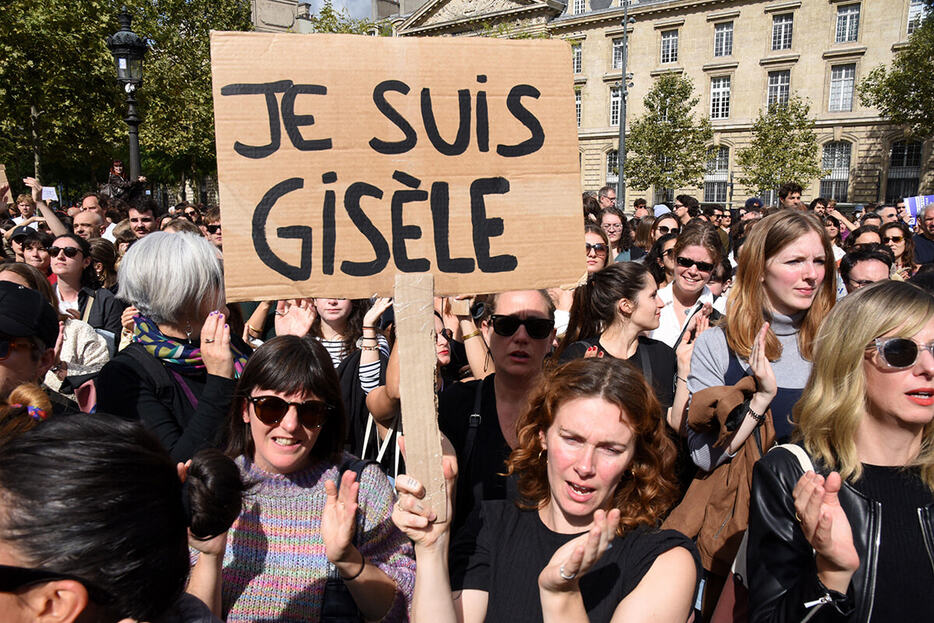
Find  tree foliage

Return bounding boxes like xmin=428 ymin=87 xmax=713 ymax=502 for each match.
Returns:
xmin=858 ymin=6 xmax=934 ymax=138
xmin=302 ymin=0 xmax=378 ymax=34
xmin=624 ymin=73 xmax=712 ymax=192
xmin=736 ymin=97 xmax=823 ymax=194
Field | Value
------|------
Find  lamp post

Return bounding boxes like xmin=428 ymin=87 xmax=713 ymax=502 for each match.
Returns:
xmin=616 ymin=2 xmax=634 ymax=211
xmin=106 ymin=7 xmax=147 ymax=181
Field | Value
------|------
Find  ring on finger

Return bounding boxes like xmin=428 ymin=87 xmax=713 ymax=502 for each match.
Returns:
xmin=559 ymin=566 xmax=577 ymax=581
xmin=204 ymin=338 xmax=216 ymax=343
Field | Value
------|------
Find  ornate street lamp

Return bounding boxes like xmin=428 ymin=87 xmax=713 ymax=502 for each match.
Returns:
xmin=106 ymin=7 xmax=148 ymax=181
xmin=616 ymin=1 xmax=635 ymax=212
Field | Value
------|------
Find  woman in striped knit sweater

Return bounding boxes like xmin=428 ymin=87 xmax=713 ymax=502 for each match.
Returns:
xmin=217 ymin=335 xmax=415 ymax=621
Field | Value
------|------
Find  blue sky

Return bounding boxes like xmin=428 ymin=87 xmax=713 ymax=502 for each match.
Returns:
xmin=308 ymin=0 xmax=372 ymax=19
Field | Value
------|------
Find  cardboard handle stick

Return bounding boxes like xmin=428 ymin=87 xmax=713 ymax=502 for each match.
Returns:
xmin=394 ymin=273 xmax=447 ymax=522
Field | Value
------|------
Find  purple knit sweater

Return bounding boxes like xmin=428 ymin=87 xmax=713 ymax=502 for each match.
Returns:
xmin=221 ymin=454 xmax=415 ymax=622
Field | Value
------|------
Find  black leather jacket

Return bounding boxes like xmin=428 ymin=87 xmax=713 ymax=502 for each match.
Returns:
xmin=747 ymin=445 xmax=934 ymax=622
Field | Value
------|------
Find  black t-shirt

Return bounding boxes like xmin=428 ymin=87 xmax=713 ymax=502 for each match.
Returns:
xmin=914 ymin=233 xmax=934 ymax=265
xmin=450 ymin=500 xmax=701 ymax=622
xmin=559 ymin=336 xmax=676 ymax=409
xmin=438 ymin=376 xmax=517 ymax=537
xmin=850 ymin=464 xmax=934 ymax=620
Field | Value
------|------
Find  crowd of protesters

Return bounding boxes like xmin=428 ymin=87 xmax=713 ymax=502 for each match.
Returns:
xmin=1 ymin=170 xmax=933 ymax=623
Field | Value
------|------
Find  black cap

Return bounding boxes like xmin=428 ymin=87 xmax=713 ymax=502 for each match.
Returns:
xmin=745 ymin=197 xmax=763 ymax=210
xmin=10 ymin=225 xmax=32 ymax=241
xmin=0 ymin=282 xmax=59 ymax=348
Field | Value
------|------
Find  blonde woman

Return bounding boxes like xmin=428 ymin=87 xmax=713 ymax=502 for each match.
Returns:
xmin=748 ymin=280 xmax=934 ymax=621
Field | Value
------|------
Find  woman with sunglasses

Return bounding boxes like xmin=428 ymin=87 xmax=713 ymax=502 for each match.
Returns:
xmin=220 ymin=335 xmax=414 ymax=621
xmin=667 ymin=210 xmax=835 ymax=614
xmin=585 ymin=223 xmax=611 ymax=274
xmin=650 ymin=223 xmax=721 ymax=349
xmin=748 ymin=281 xmax=934 ymax=622
xmin=394 ymin=357 xmax=700 ymax=623
xmin=652 ymin=213 xmax=681 ymax=241
xmin=645 ymin=232 xmax=678 ymax=288
xmin=880 ymin=220 xmax=917 ymax=280
xmin=438 ymin=290 xmax=556 ymax=538
xmin=49 ymin=232 xmax=123 ymax=339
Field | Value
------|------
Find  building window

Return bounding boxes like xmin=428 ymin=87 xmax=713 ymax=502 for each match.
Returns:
xmin=886 ymin=140 xmax=923 ymax=203
xmin=767 ymin=70 xmax=790 ymax=106
xmin=704 ymin=146 xmax=730 ymax=203
xmin=607 ymin=150 xmax=619 ymax=183
xmin=820 ymin=141 xmax=851 ymax=201
xmin=612 ymin=38 xmax=623 ymax=69
xmin=710 ymin=76 xmax=731 ymax=119
xmin=576 ymin=90 xmax=582 ymax=128
xmin=829 ymin=64 xmax=856 ymax=112
xmin=908 ymin=0 xmax=927 ymax=35
xmin=835 ymin=4 xmax=860 ymax=43
xmin=772 ymin=14 xmax=793 ymax=51
xmin=714 ymin=22 xmax=733 ymax=57
xmin=661 ymin=30 xmax=679 ymax=64
xmin=573 ymin=0 xmax=586 ymax=15
xmin=610 ymin=86 xmax=621 ymax=126
xmin=572 ymin=43 xmax=582 ymax=74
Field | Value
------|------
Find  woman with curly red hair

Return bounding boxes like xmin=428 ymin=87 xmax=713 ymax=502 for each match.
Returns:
xmin=393 ymin=357 xmax=700 ymax=622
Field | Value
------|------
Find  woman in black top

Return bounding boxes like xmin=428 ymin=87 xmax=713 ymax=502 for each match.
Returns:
xmin=393 ymin=357 xmax=700 ymax=622
xmin=749 ymin=281 xmax=934 ymax=622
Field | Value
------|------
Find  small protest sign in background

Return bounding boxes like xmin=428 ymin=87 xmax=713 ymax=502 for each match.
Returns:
xmin=210 ymin=32 xmax=584 ymax=302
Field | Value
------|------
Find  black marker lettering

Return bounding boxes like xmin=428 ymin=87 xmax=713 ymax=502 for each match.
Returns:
xmin=430 ymin=181 xmax=474 ymax=273
xmin=221 ymin=80 xmax=292 ymax=159
xmin=421 ymin=88 xmax=471 ymax=156
xmin=470 ymin=177 xmax=517 ymax=272
xmin=252 ymin=178 xmax=312 ymax=280
xmin=370 ymin=80 xmax=417 ymax=155
xmin=341 ymin=182 xmax=389 ymax=276
xmin=496 ymin=84 xmax=544 ymax=158
xmin=281 ymin=84 xmax=332 ymax=151
xmin=321 ymin=172 xmax=337 ymax=275
xmin=476 ymin=75 xmax=489 ymax=153
xmin=390 ymin=171 xmax=429 ymax=272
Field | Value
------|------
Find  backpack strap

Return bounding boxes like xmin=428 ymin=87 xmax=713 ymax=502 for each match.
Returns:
xmin=463 ymin=377 xmax=486 ymax=466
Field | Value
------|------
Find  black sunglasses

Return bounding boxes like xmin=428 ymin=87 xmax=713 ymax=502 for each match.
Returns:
xmin=248 ymin=395 xmax=331 ymax=428
xmin=0 ymin=564 xmax=112 ymax=604
xmin=0 ymin=337 xmax=34 ymax=361
xmin=489 ymin=314 xmax=554 ymax=340
xmin=439 ymin=328 xmax=454 ymax=341
xmin=206 ymin=224 xmax=222 ymax=234
xmin=883 ymin=235 xmax=904 ymax=244
xmin=585 ymin=242 xmax=608 ymax=255
xmin=676 ymin=256 xmax=715 ymax=272
xmin=658 ymin=225 xmax=679 ymax=235
xmin=870 ymin=337 xmax=934 ymax=369
xmin=47 ymin=245 xmax=81 ymax=258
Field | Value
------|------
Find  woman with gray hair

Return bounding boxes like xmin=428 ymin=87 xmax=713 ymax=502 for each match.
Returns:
xmin=95 ymin=231 xmax=251 ymax=461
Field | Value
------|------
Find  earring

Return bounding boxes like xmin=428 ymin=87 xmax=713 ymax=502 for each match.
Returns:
xmin=538 ymin=448 xmax=547 ymax=462
xmin=185 ymin=319 xmax=192 ymax=343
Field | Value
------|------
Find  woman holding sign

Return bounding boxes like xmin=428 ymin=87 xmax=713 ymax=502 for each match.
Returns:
xmin=394 ymin=357 xmax=700 ymax=622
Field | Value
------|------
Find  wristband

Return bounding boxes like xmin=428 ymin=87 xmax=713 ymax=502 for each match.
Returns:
xmin=246 ymin=323 xmax=262 ymax=337
xmin=360 ymin=344 xmax=380 ymax=352
xmin=676 ymin=375 xmax=688 ymax=384
xmin=746 ymin=404 xmax=766 ymax=424
xmin=340 ymin=557 xmax=366 ymax=581
xmin=462 ymin=329 xmax=482 ymax=340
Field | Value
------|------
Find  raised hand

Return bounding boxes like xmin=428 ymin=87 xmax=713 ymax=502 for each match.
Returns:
xmin=392 ymin=435 xmax=457 ymax=550
xmin=363 ymin=297 xmax=393 ymax=329
xmin=793 ymin=471 xmax=860 ymax=592
xmin=323 ymin=469 xmax=361 ymax=564
xmin=749 ymin=322 xmax=777 ymax=401
xmin=200 ymin=310 xmax=233 ymax=378
xmin=121 ymin=305 xmax=140 ymax=333
xmin=274 ymin=298 xmax=315 ymax=337
xmin=538 ymin=508 xmax=620 ymax=592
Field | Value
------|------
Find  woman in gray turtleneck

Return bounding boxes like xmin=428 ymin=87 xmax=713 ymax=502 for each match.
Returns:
xmin=686 ymin=210 xmax=837 ymax=471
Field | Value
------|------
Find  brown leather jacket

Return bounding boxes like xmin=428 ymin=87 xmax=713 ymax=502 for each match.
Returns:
xmin=663 ymin=375 xmax=775 ymax=575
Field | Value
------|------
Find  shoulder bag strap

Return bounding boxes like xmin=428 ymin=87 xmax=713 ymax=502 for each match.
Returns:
xmin=463 ymin=377 xmax=486 ymax=466
xmin=81 ymin=294 xmax=95 ymax=324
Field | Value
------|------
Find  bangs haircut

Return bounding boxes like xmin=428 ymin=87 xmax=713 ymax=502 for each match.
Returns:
xmin=226 ymin=335 xmax=346 ymax=463
xmin=725 ymin=210 xmax=835 ymax=361
xmin=672 ymin=221 xmax=724 ymax=265
xmin=507 ymin=357 xmax=678 ymax=533
xmin=794 ymin=281 xmax=934 ymax=490
xmin=117 ymin=232 xmax=224 ymax=325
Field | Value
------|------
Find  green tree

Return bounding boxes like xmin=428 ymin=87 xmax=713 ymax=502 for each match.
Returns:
xmin=624 ymin=73 xmax=712 ymax=192
xmin=302 ymin=0 xmax=377 ymax=34
xmin=736 ymin=97 xmax=823 ymax=195
xmin=858 ymin=3 xmax=934 ymax=138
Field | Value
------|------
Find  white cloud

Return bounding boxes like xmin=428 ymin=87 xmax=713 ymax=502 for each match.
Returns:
xmin=307 ymin=0 xmax=372 ymax=20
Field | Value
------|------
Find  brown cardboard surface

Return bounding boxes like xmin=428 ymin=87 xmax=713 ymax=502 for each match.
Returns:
xmin=0 ymin=166 xmax=12 ymax=205
xmin=394 ymin=274 xmax=446 ymax=522
xmin=210 ymin=32 xmax=584 ymax=302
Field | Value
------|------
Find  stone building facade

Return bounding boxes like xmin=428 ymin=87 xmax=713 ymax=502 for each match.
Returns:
xmin=388 ymin=0 xmax=932 ymax=208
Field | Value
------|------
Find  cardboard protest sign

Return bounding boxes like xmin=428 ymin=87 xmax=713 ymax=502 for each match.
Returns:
xmin=0 ymin=166 xmax=12 ymax=205
xmin=210 ymin=32 xmax=583 ymax=302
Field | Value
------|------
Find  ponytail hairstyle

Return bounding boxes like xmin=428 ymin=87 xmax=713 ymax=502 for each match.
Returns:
xmin=186 ymin=448 xmax=249 ymax=541
xmin=0 ymin=383 xmax=52 ymax=442
xmin=556 ymin=262 xmax=653 ymax=359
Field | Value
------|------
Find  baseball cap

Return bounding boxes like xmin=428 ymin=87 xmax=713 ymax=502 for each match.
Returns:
xmin=0 ymin=282 xmax=59 ymax=348
xmin=10 ymin=225 xmax=32 ymax=241
xmin=654 ymin=204 xmax=671 ymax=217
xmin=744 ymin=197 xmax=763 ymax=210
